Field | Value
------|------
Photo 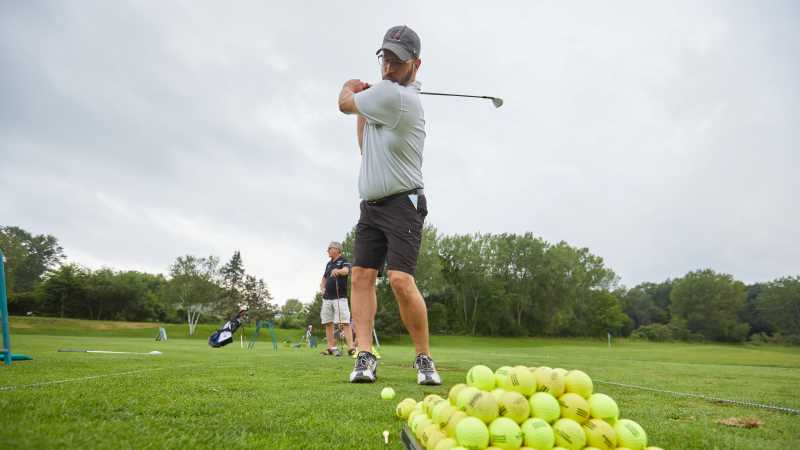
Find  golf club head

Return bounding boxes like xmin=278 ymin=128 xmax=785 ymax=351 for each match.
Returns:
xmin=492 ymin=97 xmax=503 ymax=108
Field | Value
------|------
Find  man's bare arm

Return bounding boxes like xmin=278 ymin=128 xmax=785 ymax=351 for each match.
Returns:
xmin=338 ymin=79 xmax=370 ymax=114
xmin=330 ymin=266 xmax=349 ymax=277
xmin=320 ymin=277 xmax=325 ymax=293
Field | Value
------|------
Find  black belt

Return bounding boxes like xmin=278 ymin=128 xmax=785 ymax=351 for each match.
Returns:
xmin=365 ymin=188 xmax=424 ymax=205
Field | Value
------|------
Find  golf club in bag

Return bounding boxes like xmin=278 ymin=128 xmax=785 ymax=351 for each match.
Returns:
xmin=208 ymin=309 xmax=247 ymax=348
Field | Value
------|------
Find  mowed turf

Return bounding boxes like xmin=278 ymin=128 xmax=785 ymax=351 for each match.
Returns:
xmin=2 ymin=320 xmax=800 ymax=449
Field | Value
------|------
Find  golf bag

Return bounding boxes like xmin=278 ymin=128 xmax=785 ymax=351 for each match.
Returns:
xmin=155 ymin=327 xmax=168 ymax=341
xmin=208 ymin=310 xmax=246 ymax=348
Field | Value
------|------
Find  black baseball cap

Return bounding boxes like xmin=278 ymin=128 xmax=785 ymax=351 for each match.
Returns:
xmin=376 ymin=25 xmax=421 ymax=62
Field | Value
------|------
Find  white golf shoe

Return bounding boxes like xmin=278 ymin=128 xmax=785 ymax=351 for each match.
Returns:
xmin=413 ymin=353 xmax=442 ymax=385
xmin=349 ymin=351 xmax=378 ymax=383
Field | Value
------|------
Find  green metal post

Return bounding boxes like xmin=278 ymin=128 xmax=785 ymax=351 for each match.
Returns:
xmin=266 ymin=321 xmax=278 ymax=351
xmin=247 ymin=321 xmax=261 ymax=350
xmin=1 ymin=249 xmax=12 ymax=365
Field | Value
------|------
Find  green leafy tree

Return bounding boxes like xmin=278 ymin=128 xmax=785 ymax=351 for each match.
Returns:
xmin=26 ymin=265 xmax=169 ymax=322
xmin=439 ymin=233 xmax=500 ymax=335
xmin=415 ymin=225 xmax=445 ymax=299
xmin=278 ymin=298 xmax=306 ymax=328
xmin=531 ymin=243 xmax=584 ymax=335
xmin=281 ymin=298 xmax=305 ymax=316
xmin=165 ymin=255 xmax=221 ymax=335
xmin=220 ymin=251 xmax=245 ymax=290
xmin=740 ymin=283 xmax=773 ymax=336
xmin=219 ymin=250 xmax=246 ymax=313
xmin=35 ymin=263 xmax=88 ymax=318
xmin=306 ymin=292 xmax=323 ymax=330
xmin=670 ymin=269 xmax=749 ymax=341
xmin=374 ymin=278 xmax=405 ymax=335
xmin=575 ymin=290 xmax=630 ymax=336
xmin=621 ymin=281 xmax=672 ymax=331
xmin=241 ymin=274 xmax=276 ymax=321
xmin=757 ymin=276 xmax=800 ymax=340
xmin=82 ymin=268 xmax=117 ymax=320
xmin=535 ymin=242 xmax=619 ymax=336
xmin=489 ymin=233 xmax=547 ymax=334
xmin=83 ymin=270 xmax=168 ymax=322
xmin=531 ymin=242 xmax=577 ymax=335
xmin=0 ymin=225 xmax=65 ymax=301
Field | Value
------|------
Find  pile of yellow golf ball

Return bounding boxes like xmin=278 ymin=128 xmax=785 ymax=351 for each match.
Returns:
xmin=394 ymin=365 xmax=664 ymax=450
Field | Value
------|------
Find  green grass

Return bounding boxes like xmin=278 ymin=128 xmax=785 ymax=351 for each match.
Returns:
xmin=2 ymin=317 xmax=799 ymax=449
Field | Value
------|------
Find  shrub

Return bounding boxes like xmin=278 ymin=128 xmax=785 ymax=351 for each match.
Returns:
xmin=749 ymin=332 xmax=770 ymax=345
xmin=666 ymin=317 xmax=699 ymax=342
xmin=631 ymin=323 xmax=673 ymax=342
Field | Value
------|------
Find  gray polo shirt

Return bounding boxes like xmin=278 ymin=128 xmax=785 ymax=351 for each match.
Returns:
xmin=353 ymin=80 xmax=426 ymax=201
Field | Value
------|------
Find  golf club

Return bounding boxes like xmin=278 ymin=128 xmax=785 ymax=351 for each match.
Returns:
xmin=420 ymin=91 xmax=503 ymax=108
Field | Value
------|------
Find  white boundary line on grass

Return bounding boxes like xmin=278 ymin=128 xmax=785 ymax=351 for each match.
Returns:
xmin=595 ymin=379 xmax=800 ymax=416
xmin=0 ymin=364 xmax=200 ymax=392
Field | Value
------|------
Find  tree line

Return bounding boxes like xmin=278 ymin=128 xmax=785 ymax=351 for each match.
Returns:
xmin=1 ymin=226 xmax=285 ymax=334
xmin=316 ymin=226 xmax=799 ymax=344
xmin=2 ymin=225 xmax=799 ymax=343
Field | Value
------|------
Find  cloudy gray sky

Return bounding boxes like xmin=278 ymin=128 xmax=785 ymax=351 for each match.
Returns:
xmin=2 ymin=1 xmax=798 ymax=304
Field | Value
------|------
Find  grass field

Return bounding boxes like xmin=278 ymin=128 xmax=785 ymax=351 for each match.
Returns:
xmin=2 ymin=317 xmax=799 ymax=449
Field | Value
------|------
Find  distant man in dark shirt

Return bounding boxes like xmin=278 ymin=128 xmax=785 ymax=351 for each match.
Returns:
xmin=319 ymin=241 xmax=355 ymax=356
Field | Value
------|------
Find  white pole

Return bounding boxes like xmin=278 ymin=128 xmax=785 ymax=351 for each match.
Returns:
xmin=85 ymin=350 xmax=162 ymax=355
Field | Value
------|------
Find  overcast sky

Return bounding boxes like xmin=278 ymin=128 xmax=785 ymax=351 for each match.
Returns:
xmin=2 ymin=1 xmax=798 ymax=304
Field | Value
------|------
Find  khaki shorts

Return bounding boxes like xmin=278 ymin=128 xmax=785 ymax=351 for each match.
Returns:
xmin=321 ymin=298 xmax=350 ymax=324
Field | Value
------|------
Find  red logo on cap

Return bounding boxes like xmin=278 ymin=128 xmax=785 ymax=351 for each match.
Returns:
xmin=392 ymin=30 xmax=402 ymax=39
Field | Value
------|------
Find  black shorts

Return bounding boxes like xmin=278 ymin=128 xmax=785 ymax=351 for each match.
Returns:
xmin=353 ymin=192 xmax=428 ymax=276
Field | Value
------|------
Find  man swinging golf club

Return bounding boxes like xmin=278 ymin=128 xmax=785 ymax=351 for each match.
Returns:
xmin=338 ymin=25 xmax=441 ymax=385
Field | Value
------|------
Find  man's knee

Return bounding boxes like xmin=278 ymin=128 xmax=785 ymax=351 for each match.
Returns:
xmin=352 ymin=267 xmax=377 ymax=289
xmin=388 ymin=271 xmax=417 ymax=299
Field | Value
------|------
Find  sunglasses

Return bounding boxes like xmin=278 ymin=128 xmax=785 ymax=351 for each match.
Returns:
xmin=377 ymin=53 xmax=408 ymax=66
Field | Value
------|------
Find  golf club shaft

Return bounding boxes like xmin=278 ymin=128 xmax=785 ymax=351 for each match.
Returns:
xmin=420 ymin=91 xmax=503 ymax=108
xmin=420 ymin=92 xmax=494 ymax=100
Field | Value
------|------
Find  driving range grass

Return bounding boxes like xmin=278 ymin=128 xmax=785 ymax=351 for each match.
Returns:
xmin=1 ymin=318 xmax=799 ymax=449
